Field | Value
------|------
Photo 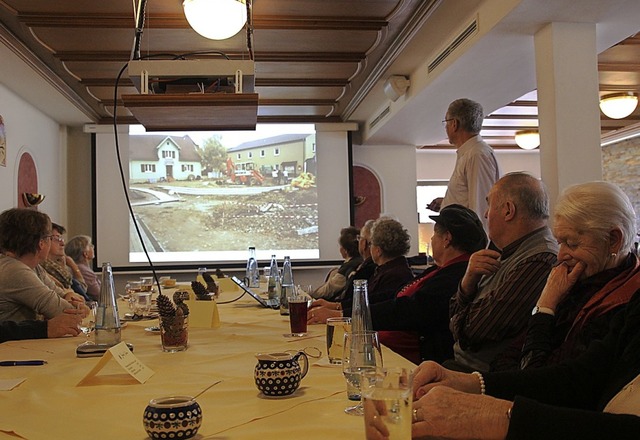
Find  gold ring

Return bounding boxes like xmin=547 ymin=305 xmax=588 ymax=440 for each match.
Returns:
xmin=412 ymin=408 xmax=419 ymax=423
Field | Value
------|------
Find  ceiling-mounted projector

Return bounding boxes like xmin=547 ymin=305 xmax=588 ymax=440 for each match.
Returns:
xmin=122 ymin=59 xmax=259 ymax=131
xmin=127 ymin=59 xmax=255 ymax=94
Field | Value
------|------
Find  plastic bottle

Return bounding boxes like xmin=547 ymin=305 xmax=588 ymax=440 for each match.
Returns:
xmin=279 ymin=256 xmax=294 ymax=315
xmin=246 ymin=247 xmax=260 ymax=288
xmin=94 ymin=262 xmax=122 ymax=347
xmin=267 ymin=255 xmax=280 ymax=301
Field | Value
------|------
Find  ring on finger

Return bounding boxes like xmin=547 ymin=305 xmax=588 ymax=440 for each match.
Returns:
xmin=412 ymin=408 xmax=419 ymax=423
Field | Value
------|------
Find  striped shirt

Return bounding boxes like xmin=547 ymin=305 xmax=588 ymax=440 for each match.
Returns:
xmin=450 ymin=227 xmax=558 ymax=371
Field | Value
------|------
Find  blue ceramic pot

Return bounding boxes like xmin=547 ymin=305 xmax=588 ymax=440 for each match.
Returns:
xmin=143 ymin=396 xmax=202 ymax=439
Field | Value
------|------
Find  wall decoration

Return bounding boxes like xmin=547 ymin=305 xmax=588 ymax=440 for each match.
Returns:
xmin=0 ymin=115 xmax=6 ymax=167
xmin=17 ymin=152 xmax=38 ymax=209
xmin=353 ymin=165 xmax=381 ymax=228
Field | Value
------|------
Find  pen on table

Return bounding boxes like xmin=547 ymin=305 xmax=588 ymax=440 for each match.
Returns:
xmin=0 ymin=360 xmax=47 ymax=366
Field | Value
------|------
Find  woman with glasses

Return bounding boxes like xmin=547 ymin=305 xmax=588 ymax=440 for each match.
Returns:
xmin=0 ymin=208 xmax=85 ymax=322
xmin=40 ymin=223 xmax=90 ymax=300
xmin=308 ymin=217 xmax=414 ymax=324
xmin=65 ymin=235 xmax=101 ymax=300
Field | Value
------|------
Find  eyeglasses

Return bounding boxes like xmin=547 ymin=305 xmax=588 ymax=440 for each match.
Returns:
xmin=41 ymin=235 xmax=53 ymax=242
xmin=51 ymin=235 xmax=65 ymax=244
xmin=357 ymin=235 xmax=371 ymax=245
xmin=441 ymin=118 xmax=455 ymax=126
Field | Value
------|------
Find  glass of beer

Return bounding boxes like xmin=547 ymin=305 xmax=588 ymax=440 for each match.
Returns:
xmin=287 ymin=295 xmax=308 ymax=337
xmin=326 ymin=317 xmax=351 ymax=364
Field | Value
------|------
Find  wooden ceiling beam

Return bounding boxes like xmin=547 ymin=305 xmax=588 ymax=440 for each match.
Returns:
xmin=598 ymin=62 xmax=640 ymax=72
xmin=19 ymin=13 xmax=386 ymax=31
xmin=83 ymin=77 xmax=350 ymax=87
xmin=55 ymin=51 xmax=365 ymax=63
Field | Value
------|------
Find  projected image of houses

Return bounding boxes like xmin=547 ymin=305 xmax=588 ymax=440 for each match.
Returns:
xmin=128 ymin=131 xmax=319 ymax=257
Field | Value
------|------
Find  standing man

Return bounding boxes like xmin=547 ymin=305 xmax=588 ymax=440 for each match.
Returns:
xmin=447 ymin=173 xmax=558 ymax=372
xmin=429 ymin=98 xmax=500 ymax=231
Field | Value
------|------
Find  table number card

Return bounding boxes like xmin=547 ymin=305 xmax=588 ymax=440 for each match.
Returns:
xmin=185 ymin=299 xmax=221 ymax=328
xmin=77 ymin=342 xmax=154 ymax=386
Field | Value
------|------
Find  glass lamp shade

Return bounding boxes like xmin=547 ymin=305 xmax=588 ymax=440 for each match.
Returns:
xmin=599 ymin=93 xmax=638 ymax=119
xmin=183 ymin=0 xmax=247 ymax=40
xmin=515 ymin=130 xmax=540 ymax=150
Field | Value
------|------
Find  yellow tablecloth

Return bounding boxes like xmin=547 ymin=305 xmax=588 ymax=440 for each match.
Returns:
xmin=0 ymin=288 xmax=414 ymax=440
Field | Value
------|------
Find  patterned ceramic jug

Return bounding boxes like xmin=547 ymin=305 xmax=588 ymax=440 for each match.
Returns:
xmin=254 ymin=351 xmax=309 ymax=397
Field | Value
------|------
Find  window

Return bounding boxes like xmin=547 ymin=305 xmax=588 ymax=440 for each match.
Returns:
xmin=236 ymin=153 xmax=241 ymax=160
xmin=182 ymin=164 xmax=194 ymax=172
xmin=162 ymin=150 xmax=175 ymax=158
xmin=416 ymin=181 xmax=448 ymax=254
xmin=312 ymin=143 xmax=316 ymax=153
xmin=141 ymin=164 xmax=156 ymax=173
xmin=274 ymin=148 xmax=280 ymax=156
xmin=248 ymin=151 xmax=253 ymax=159
xmin=260 ymin=149 xmax=265 ymax=157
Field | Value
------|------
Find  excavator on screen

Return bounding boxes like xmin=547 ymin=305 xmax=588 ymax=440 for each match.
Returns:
xmin=225 ymin=157 xmax=264 ymax=186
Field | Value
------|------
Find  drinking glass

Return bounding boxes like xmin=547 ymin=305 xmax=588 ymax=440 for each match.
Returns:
xmin=326 ymin=317 xmax=351 ymax=364
xmin=286 ymin=295 xmax=308 ymax=337
xmin=132 ymin=292 xmax=153 ymax=317
xmin=140 ymin=276 xmax=154 ymax=292
xmin=78 ymin=301 xmax=97 ymax=345
xmin=342 ymin=331 xmax=383 ymax=416
xmin=362 ymin=367 xmax=413 ymax=439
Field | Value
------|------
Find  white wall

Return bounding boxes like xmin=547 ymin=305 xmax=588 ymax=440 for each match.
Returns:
xmin=353 ymin=143 xmax=420 ymax=254
xmin=0 ymin=84 xmax=64 ymax=221
xmin=415 ymin=148 xmax=541 ymax=181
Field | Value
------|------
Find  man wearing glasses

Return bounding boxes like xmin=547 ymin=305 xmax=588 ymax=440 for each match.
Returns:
xmin=41 ymin=223 xmax=90 ymax=300
xmin=428 ymin=98 xmax=500 ymax=232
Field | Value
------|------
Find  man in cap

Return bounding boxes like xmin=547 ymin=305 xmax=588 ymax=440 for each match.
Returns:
xmin=446 ymin=172 xmax=558 ymax=372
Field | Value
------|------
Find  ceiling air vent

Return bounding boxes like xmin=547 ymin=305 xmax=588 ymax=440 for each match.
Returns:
xmin=369 ymin=106 xmax=391 ymax=130
xmin=428 ymin=18 xmax=478 ymax=74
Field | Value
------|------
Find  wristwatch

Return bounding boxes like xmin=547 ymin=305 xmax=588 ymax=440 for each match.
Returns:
xmin=532 ymin=305 xmax=555 ymax=316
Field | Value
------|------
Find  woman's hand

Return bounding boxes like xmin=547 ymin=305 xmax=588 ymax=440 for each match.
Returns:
xmin=307 ymin=306 xmax=341 ymax=325
xmin=48 ymin=309 xmax=83 ymax=338
xmin=413 ymin=361 xmax=481 ymax=399
xmin=537 ymin=260 xmax=585 ymax=310
xmin=309 ymin=298 xmax=333 ymax=310
xmin=412 ymin=386 xmax=512 ymax=440
xmin=63 ymin=291 xmax=86 ymax=305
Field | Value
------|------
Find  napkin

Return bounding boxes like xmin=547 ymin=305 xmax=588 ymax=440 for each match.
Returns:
xmin=0 ymin=377 xmax=26 ymax=391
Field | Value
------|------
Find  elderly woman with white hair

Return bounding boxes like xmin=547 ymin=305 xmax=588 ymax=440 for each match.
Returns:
xmin=376 ymin=181 xmax=640 ymax=440
xmin=492 ymin=180 xmax=639 ymax=371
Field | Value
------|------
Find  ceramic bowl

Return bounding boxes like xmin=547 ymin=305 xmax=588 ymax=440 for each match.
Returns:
xmin=143 ymin=396 xmax=202 ymax=439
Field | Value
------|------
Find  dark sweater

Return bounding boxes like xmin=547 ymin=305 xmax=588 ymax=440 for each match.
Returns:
xmin=0 ymin=319 xmax=47 ymax=343
xmin=371 ymin=257 xmax=469 ymax=363
xmin=485 ymin=288 xmax=640 ymax=440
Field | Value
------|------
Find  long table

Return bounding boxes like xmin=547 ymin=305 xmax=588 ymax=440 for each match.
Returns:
xmin=0 ymin=285 xmax=414 ymax=440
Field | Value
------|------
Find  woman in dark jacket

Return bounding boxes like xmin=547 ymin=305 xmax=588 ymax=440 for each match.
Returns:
xmin=371 ymin=204 xmax=487 ymax=364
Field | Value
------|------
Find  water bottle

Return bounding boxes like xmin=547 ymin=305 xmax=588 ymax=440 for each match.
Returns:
xmin=350 ymin=279 xmax=372 ymax=333
xmin=279 ymin=256 xmax=294 ymax=315
xmin=94 ymin=262 xmax=122 ymax=347
xmin=267 ymin=255 xmax=279 ymax=301
xmin=246 ymin=247 xmax=260 ymax=288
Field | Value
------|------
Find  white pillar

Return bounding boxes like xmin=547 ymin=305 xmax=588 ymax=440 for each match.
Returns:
xmin=535 ymin=22 xmax=602 ymax=209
